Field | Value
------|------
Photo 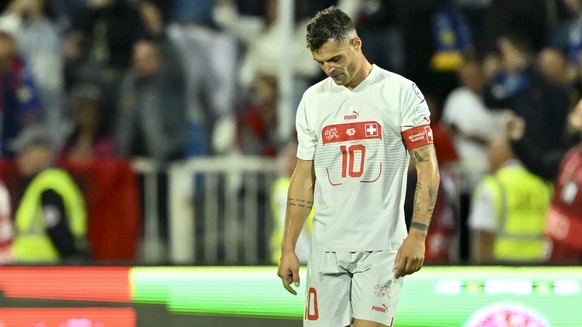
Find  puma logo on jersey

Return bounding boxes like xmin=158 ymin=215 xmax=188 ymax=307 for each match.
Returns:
xmin=344 ymin=109 xmax=361 ymax=120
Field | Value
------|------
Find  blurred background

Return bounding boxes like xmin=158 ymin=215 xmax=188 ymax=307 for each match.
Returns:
xmin=0 ymin=0 xmax=581 ymax=326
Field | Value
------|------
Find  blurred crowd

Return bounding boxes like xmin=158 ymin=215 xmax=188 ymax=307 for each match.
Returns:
xmin=0 ymin=0 xmax=581 ymax=265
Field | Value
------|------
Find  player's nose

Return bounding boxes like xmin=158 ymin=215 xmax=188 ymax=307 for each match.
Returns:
xmin=322 ymin=63 xmax=335 ymax=76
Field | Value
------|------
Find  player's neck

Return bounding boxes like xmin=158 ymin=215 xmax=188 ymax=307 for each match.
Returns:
xmin=346 ymin=60 xmax=373 ymax=90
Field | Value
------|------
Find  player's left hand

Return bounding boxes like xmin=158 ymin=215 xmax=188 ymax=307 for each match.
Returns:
xmin=394 ymin=231 xmax=426 ymax=279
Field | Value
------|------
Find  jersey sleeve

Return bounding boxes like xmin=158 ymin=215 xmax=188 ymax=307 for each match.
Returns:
xmin=400 ymin=82 xmax=434 ymax=151
xmin=295 ymin=95 xmax=317 ymax=160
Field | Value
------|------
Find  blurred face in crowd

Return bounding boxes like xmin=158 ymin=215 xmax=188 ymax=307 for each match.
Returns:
xmin=132 ymin=41 xmax=160 ymax=79
xmin=537 ymin=48 xmax=568 ymax=84
xmin=0 ymin=33 xmax=16 ymax=64
xmin=251 ymin=75 xmax=278 ymax=126
xmin=265 ymin=0 xmax=278 ymax=25
xmin=312 ymin=34 xmax=365 ymax=89
xmin=458 ymin=59 xmax=483 ymax=92
xmin=498 ymin=37 xmax=526 ymax=74
xmin=253 ymin=75 xmax=278 ymax=106
xmin=16 ymin=146 xmax=54 ymax=177
xmin=487 ymin=136 xmax=514 ymax=172
xmin=18 ymin=0 xmax=45 ymax=18
xmin=75 ymin=98 xmax=101 ymax=129
xmin=564 ymin=0 xmax=582 ymax=13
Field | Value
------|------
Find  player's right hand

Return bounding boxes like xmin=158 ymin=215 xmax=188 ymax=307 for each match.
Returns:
xmin=277 ymin=251 xmax=301 ymax=295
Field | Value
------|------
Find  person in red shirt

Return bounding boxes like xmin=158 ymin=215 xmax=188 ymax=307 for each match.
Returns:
xmin=508 ymin=100 xmax=582 ymax=263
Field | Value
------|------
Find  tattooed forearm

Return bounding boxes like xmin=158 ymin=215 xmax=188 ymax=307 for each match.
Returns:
xmin=413 ymin=182 xmax=423 ymax=215
xmin=410 ymin=221 xmax=429 ymax=232
xmin=428 ymin=185 xmax=438 ymax=204
xmin=410 ymin=144 xmax=440 ymax=233
xmin=412 ymin=146 xmax=432 ymax=163
xmin=413 ymin=150 xmax=428 ymax=163
xmin=287 ymin=198 xmax=313 ymax=209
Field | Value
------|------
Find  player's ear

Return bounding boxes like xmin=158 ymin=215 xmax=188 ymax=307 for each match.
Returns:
xmin=351 ymin=37 xmax=362 ymax=51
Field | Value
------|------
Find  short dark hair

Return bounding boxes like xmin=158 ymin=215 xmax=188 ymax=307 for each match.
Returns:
xmin=306 ymin=6 xmax=355 ymax=52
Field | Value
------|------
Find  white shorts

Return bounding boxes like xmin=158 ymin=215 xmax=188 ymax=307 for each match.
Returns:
xmin=303 ymin=250 xmax=403 ymax=327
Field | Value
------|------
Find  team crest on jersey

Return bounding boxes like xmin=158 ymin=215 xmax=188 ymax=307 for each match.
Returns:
xmin=344 ymin=109 xmax=361 ymax=121
xmin=346 ymin=128 xmax=356 ymax=136
xmin=365 ymin=123 xmax=379 ymax=137
xmin=324 ymin=127 xmax=339 ymax=141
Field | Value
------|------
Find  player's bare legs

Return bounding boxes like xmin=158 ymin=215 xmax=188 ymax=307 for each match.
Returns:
xmin=350 ymin=319 xmax=390 ymax=327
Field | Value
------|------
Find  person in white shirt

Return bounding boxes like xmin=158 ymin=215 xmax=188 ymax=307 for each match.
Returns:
xmin=276 ymin=6 xmax=440 ymax=327
xmin=442 ymin=55 xmax=506 ymax=198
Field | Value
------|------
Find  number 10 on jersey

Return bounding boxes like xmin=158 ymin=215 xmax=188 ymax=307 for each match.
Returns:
xmin=340 ymin=144 xmax=366 ymax=178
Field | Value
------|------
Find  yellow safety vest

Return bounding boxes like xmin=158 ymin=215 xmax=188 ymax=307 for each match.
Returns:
xmin=12 ymin=168 xmax=87 ymax=263
xmin=270 ymin=177 xmax=313 ymax=264
xmin=481 ymin=165 xmax=551 ymax=262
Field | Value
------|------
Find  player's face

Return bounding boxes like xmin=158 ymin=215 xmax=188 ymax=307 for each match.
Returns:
xmin=312 ymin=37 xmax=360 ymax=88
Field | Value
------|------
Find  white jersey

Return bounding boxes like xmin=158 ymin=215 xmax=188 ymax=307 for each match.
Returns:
xmin=296 ymin=65 xmax=432 ymax=251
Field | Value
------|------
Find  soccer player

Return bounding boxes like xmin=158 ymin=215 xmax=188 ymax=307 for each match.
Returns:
xmin=277 ymin=6 xmax=440 ymax=327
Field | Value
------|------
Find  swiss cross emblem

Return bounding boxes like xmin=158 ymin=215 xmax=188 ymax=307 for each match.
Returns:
xmin=424 ymin=126 xmax=433 ymax=143
xmin=365 ymin=123 xmax=379 ymax=137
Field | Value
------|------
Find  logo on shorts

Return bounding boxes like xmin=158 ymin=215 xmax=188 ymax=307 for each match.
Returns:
xmin=374 ymin=282 xmax=391 ymax=298
xmin=372 ymin=304 xmax=388 ymax=313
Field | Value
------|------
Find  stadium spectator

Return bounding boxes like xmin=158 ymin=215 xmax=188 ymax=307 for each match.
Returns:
xmin=507 ymin=99 xmax=582 ymax=264
xmin=401 ymin=0 xmax=474 ymax=102
xmin=537 ymin=47 xmax=572 ymax=86
xmin=442 ymin=54 xmax=506 ymax=261
xmin=236 ymin=73 xmax=282 ymax=157
xmin=348 ymin=0 xmax=405 ymax=74
xmin=483 ymin=31 xmax=571 ymax=155
xmin=481 ymin=0 xmax=551 ymax=54
xmin=167 ymin=0 xmax=237 ymax=156
xmin=212 ymin=0 xmax=320 ymax=143
xmin=64 ymin=0 xmax=147 ymax=123
xmin=549 ymin=0 xmax=582 ymax=73
xmin=0 ymin=0 xmax=67 ymax=144
xmin=0 ymin=24 xmax=41 ymax=158
xmin=468 ymin=133 xmax=552 ymax=264
xmin=9 ymin=125 xmax=89 ymax=263
xmin=58 ymin=83 xmax=116 ymax=163
xmin=114 ymin=39 xmax=186 ymax=164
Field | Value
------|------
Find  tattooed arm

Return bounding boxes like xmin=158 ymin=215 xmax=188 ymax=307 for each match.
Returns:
xmin=277 ymin=159 xmax=315 ymax=295
xmin=394 ymin=144 xmax=440 ymax=278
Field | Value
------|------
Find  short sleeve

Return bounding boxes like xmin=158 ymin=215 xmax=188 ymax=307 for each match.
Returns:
xmin=295 ymin=96 xmax=317 ymax=160
xmin=400 ymin=82 xmax=433 ymax=150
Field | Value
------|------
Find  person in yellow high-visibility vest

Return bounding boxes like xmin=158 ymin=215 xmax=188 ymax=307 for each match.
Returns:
xmin=468 ymin=133 xmax=552 ymax=264
xmin=9 ymin=126 xmax=88 ymax=263
xmin=270 ymin=142 xmax=312 ymax=265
